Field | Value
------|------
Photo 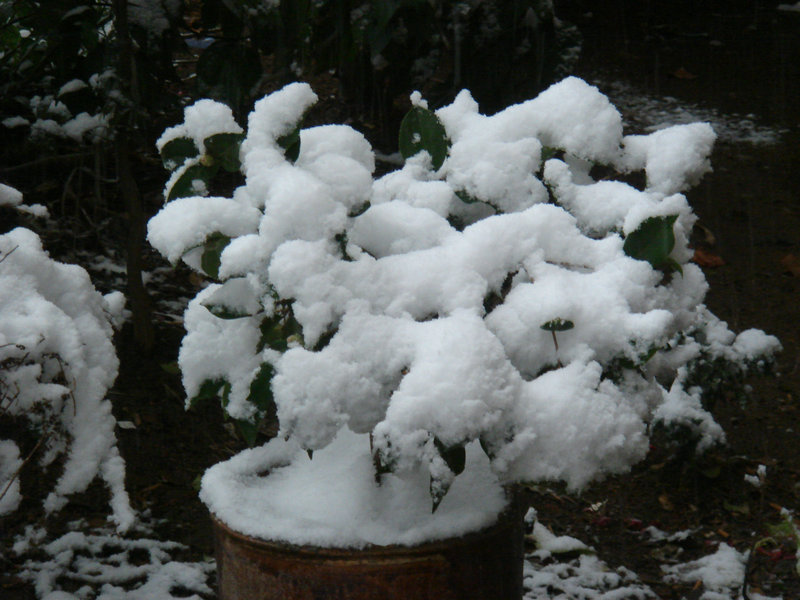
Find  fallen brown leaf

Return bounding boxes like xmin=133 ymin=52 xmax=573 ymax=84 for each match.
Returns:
xmin=672 ymin=67 xmax=698 ymax=79
xmin=693 ymin=247 xmax=725 ymax=267
xmin=658 ymin=493 xmax=674 ymax=511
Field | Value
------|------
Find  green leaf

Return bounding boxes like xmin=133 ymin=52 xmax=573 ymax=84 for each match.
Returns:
xmin=277 ymin=126 xmax=301 ymax=163
xmin=540 ymin=318 xmax=575 ymax=332
xmin=662 ymin=257 xmax=684 ymax=276
xmin=202 ymin=303 xmax=251 ymax=319
xmin=188 ymin=378 xmax=228 ymax=409
xmin=623 ymin=215 xmax=679 ymax=271
xmin=160 ymin=361 xmax=180 ymax=375
xmin=541 ymin=146 xmax=559 ymax=162
xmin=399 ymin=105 xmax=449 ymax=171
xmin=429 ymin=437 xmax=465 ymax=513
xmin=160 ymin=136 xmax=198 ymax=171
xmin=201 ymin=233 xmax=231 ymax=280
xmin=455 ymin=190 xmax=480 ymax=204
xmin=433 ymin=437 xmax=466 ymax=475
xmin=248 ymin=363 xmax=275 ymax=414
xmin=167 ymin=163 xmax=217 ymax=201
xmin=258 ymin=311 xmax=303 ymax=352
xmin=235 ymin=419 xmax=259 ymax=447
xmin=204 ymin=132 xmax=244 ymax=172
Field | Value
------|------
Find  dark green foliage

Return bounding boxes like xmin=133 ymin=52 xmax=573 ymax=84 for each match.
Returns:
xmin=430 ymin=437 xmax=467 ymax=512
xmin=623 ymin=215 xmax=682 ymax=274
xmin=434 ymin=437 xmax=466 ymax=476
xmin=196 ymin=40 xmax=261 ymax=119
xmin=182 ymin=0 xmax=579 ymax=147
xmin=189 ymin=378 xmax=231 ymax=409
xmin=248 ymin=363 xmax=275 ymax=414
xmin=235 ymin=362 xmax=277 ymax=447
xmin=398 ymin=105 xmax=450 ymax=170
xmin=202 ymin=303 xmax=251 ymax=320
xmin=602 ymin=346 xmax=660 ymax=382
xmin=258 ymin=308 xmax=304 ymax=353
xmin=166 ymin=163 xmax=217 ymax=201
xmin=200 ymin=232 xmax=231 ymax=280
xmin=277 ymin=126 xmax=301 ymax=163
xmin=161 ymin=137 xmax=199 ymax=171
xmin=540 ymin=318 xmax=575 ymax=332
xmin=204 ymin=132 xmax=245 ymax=172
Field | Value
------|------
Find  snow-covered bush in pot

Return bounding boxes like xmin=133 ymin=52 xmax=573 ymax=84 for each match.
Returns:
xmin=0 ymin=211 xmax=132 ymax=530
xmin=147 ymin=78 xmax=779 ymax=546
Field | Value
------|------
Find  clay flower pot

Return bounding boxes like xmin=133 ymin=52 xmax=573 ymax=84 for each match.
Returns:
xmin=211 ymin=497 xmax=524 ymax=600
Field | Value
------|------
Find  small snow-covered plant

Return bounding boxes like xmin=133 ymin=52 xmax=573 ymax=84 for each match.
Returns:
xmin=148 ymin=78 xmax=780 ymax=513
xmin=0 ymin=225 xmax=133 ymax=531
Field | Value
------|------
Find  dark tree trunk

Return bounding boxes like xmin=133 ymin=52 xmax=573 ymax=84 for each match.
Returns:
xmin=113 ymin=0 xmax=154 ymax=353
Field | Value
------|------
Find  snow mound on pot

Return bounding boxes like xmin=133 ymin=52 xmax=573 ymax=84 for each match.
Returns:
xmin=201 ymin=428 xmax=508 ymax=548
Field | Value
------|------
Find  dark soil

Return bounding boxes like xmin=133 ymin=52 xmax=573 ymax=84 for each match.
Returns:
xmin=2 ymin=3 xmax=799 ymax=599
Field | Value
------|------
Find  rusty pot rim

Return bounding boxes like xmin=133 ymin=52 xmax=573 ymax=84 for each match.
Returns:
xmin=210 ymin=494 xmax=523 ymax=559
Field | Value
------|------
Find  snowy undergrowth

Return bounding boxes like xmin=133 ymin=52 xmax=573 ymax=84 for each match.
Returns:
xmin=12 ymin=521 xmax=784 ymax=600
xmin=523 ymin=541 xmax=784 ymax=600
xmin=12 ymin=518 xmax=215 ymax=600
xmin=522 ymin=509 xmax=784 ymax=600
xmin=662 ymin=543 xmax=781 ymax=600
xmin=0 ymin=221 xmax=133 ymax=531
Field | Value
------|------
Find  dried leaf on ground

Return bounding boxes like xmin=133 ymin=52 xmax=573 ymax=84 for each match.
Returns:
xmin=693 ymin=248 xmax=726 ymax=267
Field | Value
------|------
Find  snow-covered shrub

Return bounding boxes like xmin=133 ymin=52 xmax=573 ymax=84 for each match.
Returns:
xmin=0 ymin=226 xmax=133 ymax=531
xmin=147 ymin=78 xmax=779 ymax=536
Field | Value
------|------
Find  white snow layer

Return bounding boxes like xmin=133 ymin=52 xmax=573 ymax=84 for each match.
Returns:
xmin=0 ymin=228 xmax=133 ymax=531
xmin=15 ymin=523 xmax=215 ymax=600
xmin=662 ymin=543 xmax=782 ymax=600
xmin=201 ymin=428 xmax=508 ymax=548
xmin=147 ymin=77 xmax=780 ymax=546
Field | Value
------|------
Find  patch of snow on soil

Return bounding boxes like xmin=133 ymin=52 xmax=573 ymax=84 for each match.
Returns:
xmin=662 ymin=542 xmax=783 ymax=600
xmin=14 ymin=521 xmax=215 ymax=600
xmin=591 ymin=79 xmax=787 ymax=145
xmin=524 ymin=554 xmax=656 ymax=599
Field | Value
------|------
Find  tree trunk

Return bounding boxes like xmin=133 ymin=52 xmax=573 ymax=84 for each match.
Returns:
xmin=113 ymin=0 xmax=154 ymax=353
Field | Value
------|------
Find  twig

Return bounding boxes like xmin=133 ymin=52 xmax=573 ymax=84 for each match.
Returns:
xmin=0 ymin=245 xmax=19 ymax=265
xmin=0 ymin=430 xmax=49 ymax=506
xmin=52 ymin=354 xmax=77 ymax=417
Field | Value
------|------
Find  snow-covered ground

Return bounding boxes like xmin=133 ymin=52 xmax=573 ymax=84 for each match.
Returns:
xmin=12 ymin=517 xmax=782 ymax=600
xmin=12 ymin=517 xmax=215 ymax=600
xmin=590 ymin=79 xmax=788 ymax=146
